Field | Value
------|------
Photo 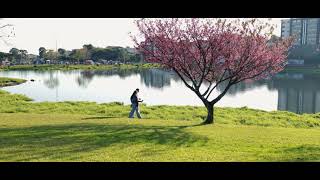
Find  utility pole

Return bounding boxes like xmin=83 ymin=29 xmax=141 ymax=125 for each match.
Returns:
xmin=55 ymin=40 xmax=58 ymax=64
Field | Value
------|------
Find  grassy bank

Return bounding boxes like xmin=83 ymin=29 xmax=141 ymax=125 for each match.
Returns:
xmin=1 ymin=64 xmax=318 ymax=74
xmin=282 ymin=66 xmax=320 ymax=74
xmin=0 ymin=89 xmax=320 ymax=161
xmin=0 ymin=63 xmax=160 ymax=71
xmin=1 ymin=89 xmax=320 ymax=129
xmin=0 ymin=77 xmax=26 ymax=87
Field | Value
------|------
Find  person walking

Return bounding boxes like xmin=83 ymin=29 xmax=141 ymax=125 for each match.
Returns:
xmin=129 ymin=88 xmax=143 ymax=119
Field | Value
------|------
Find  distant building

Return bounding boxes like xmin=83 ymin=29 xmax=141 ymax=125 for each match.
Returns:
xmin=84 ymin=60 xmax=95 ymax=65
xmin=1 ymin=58 xmax=10 ymax=66
xmin=281 ymin=18 xmax=320 ymax=45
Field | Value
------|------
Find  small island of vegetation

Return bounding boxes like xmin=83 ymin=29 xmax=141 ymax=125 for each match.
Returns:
xmin=0 ymin=77 xmax=26 ymax=87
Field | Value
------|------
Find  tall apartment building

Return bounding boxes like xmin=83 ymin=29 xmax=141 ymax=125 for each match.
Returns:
xmin=281 ymin=18 xmax=320 ymax=45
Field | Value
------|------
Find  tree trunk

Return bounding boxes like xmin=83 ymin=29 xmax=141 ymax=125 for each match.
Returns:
xmin=203 ymin=103 xmax=214 ymax=124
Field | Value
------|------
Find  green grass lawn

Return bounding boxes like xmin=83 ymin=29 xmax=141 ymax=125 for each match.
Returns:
xmin=0 ymin=89 xmax=320 ymax=161
xmin=0 ymin=113 xmax=319 ymax=162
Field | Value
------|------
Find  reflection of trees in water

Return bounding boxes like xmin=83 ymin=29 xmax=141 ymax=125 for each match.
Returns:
xmin=15 ymin=70 xmax=33 ymax=77
xmin=8 ymin=70 xmax=58 ymax=78
xmin=215 ymin=73 xmax=312 ymax=96
xmin=216 ymin=79 xmax=267 ymax=96
xmin=216 ymin=73 xmax=320 ymax=114
xmin=139 ymin=69 xmax=171 ymax=89
xmin=83 ymin=69 xmax=141 ymax=79
xmin=61 ymin=70 xmax=80 ymax=75
xmin=9 ymin=69 xmax=320 ymax=114
xmin=78 ymin=68 xmax=176 ymax=89
xmin=43 ymin=72 xmax=59 ymax=89
xmin=76 ymin=71 xmax=95 ymax=88
xmin=216 ymin=73 xmax=320 ymax=95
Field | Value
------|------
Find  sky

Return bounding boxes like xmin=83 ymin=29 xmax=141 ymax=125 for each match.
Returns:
xmin=0 ymin=18 xmax=285 ymax=55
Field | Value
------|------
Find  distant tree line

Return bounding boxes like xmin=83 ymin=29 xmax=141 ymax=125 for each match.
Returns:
xmin=0 ymin=44 xmax=142 ymax=65
xmin=0 ymin=48 xmax=30 ymax=65
xmin=6 ymin=36 xmax=317 ymax=66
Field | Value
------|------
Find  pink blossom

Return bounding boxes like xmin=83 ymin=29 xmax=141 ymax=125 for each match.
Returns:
xmin=133 ymin=18 xmax=293 ymax=124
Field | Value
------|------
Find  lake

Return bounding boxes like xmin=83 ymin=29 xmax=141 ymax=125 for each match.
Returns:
xmin=1 ymin=68 xmax=320 ymax=114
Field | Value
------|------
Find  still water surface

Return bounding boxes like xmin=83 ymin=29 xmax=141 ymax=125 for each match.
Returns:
xmin=1 ymin=68 xmax=319 ymax=114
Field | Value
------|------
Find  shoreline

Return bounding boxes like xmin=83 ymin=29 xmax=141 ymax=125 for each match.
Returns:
xmin=282 ymin=66 xmax=320 ymax=74
xmin=0 ymin=63 xmax=160 ymax=71
xmin=0 ymin=88 xmax=319 ymax=129
xmin=0 ymin=77 xmax=27 ymax=88
xmin=1 ymin=64 xmax=319 ymax=75
xmin=0 ymin=67 xmax=318 ymax=117
xmin=1 ymin=80 xmax=319 ymax=161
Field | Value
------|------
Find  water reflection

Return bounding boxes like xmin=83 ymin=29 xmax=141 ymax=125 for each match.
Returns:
xmin=70 ymin=69 xmax=320 ymax=114
xmin=273 ymin=74 xmax=320 ymax=114
xmin=140 ymin=69 xmax=171 ymax=89
xmin=2 ymin=68 xmax=320 ymax=114
xmin=79 ymin=68 xmax=175 ymax=89
xmin=76 ymin=71 xmax=94 ymax=88
xmin=216 ymin=73 xmax=320 ymax=114
xmin=216 ymin=79 xmax=267 ymax=96
xmin=43 ymin=72 xmax=59 ymax=89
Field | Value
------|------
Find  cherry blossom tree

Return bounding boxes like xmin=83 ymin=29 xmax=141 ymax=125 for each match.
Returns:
xmin=133 ymin=18 xmax=293 ymax=124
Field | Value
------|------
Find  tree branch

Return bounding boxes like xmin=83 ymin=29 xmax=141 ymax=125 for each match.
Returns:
xmin=0 ymin=24 xmax=13 ymax=29
xmin=211 ymin=79 xmax=235 ymax=104
xmin=202 ymin=68 xmax=227 ymax=97
xmin=173 ymin=68 xmax=194 ymax=91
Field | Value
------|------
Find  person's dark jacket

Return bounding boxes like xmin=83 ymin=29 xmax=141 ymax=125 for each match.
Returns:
xmin=131 ymin=94 xmax=138 ymax=106
xmin=131 ymin=94 xmax=142 ymax=106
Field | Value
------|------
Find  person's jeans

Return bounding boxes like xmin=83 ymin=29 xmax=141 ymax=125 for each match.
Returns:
xmin=129 ymin=104 xmax=141 ymax=118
